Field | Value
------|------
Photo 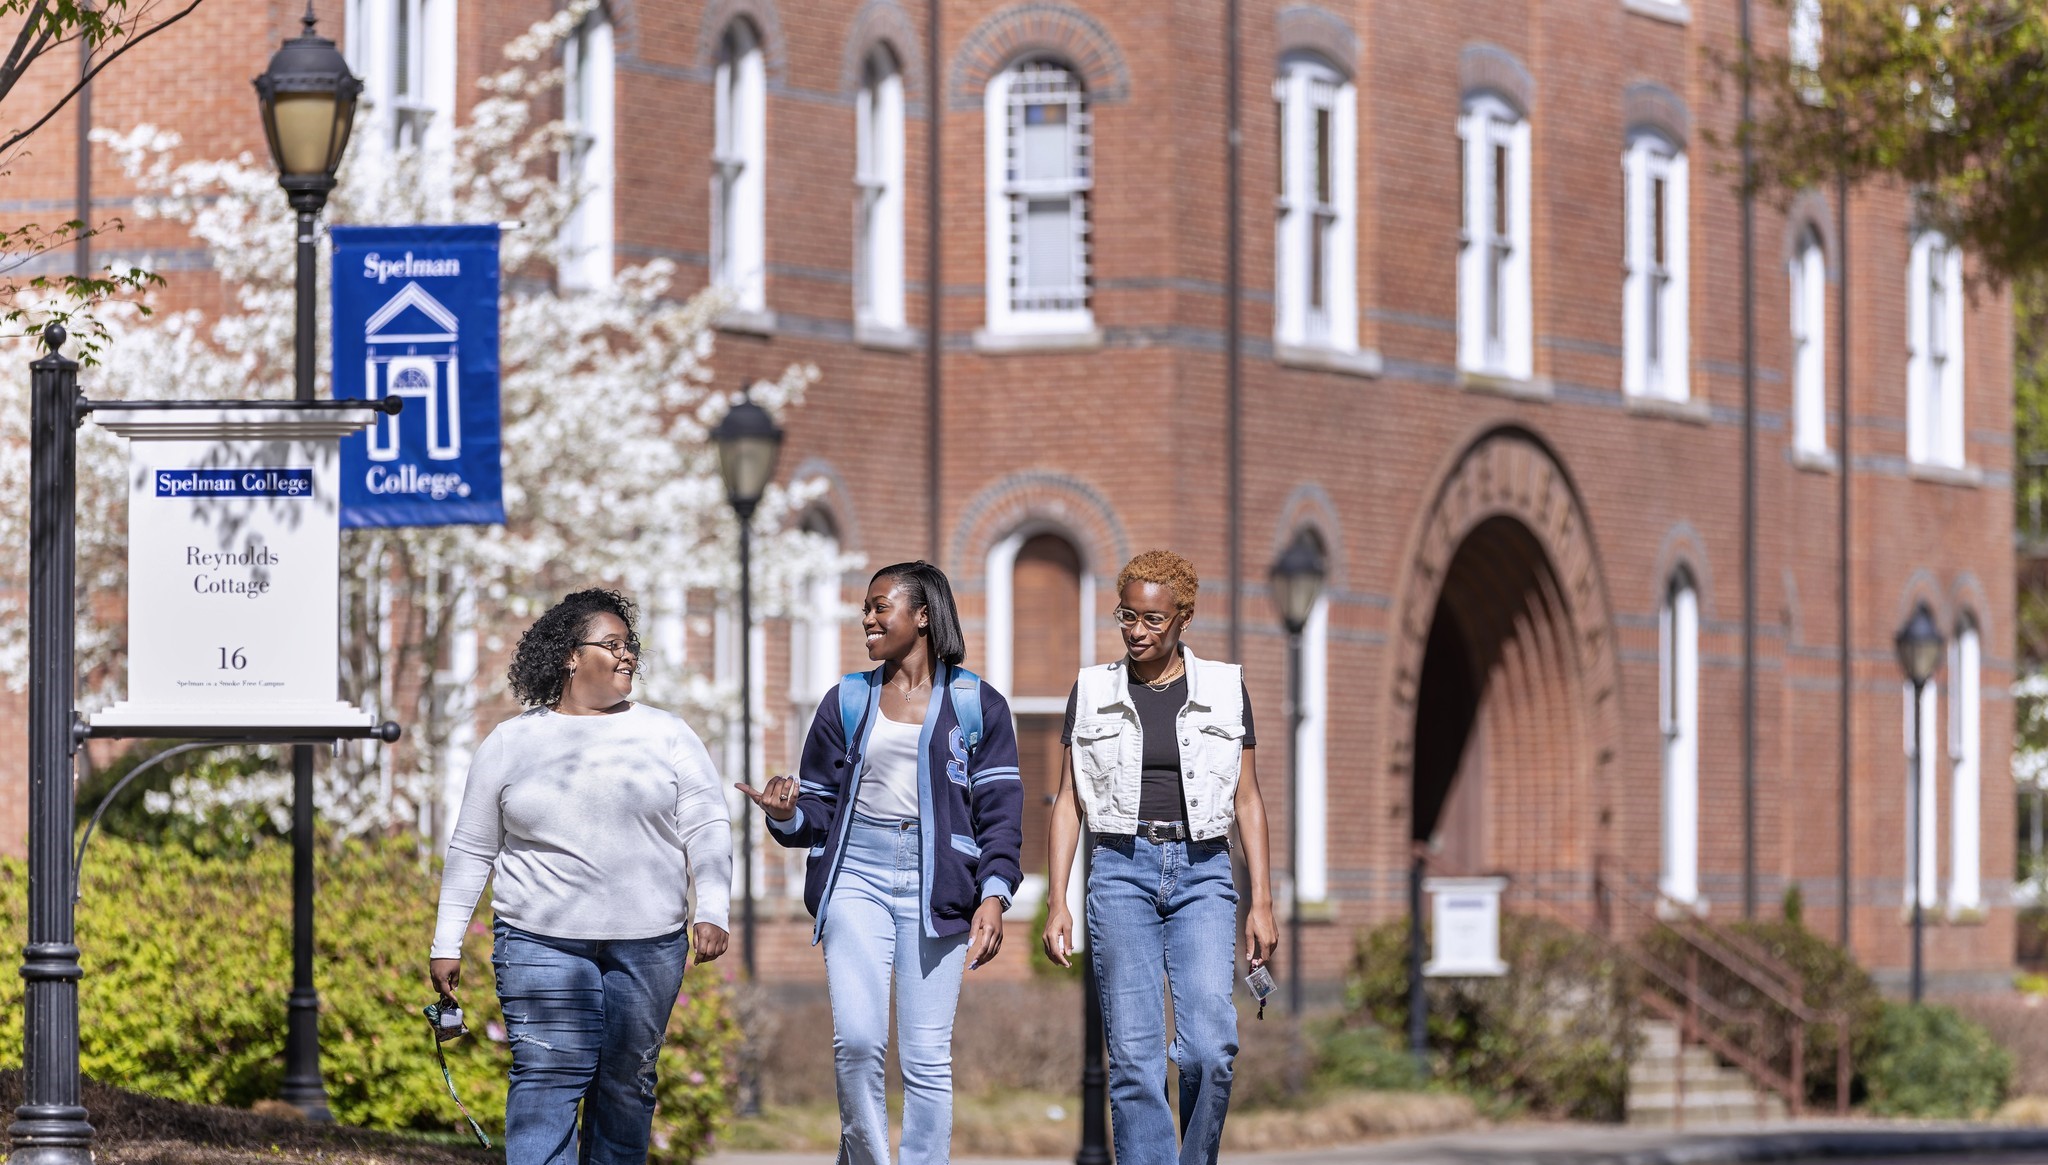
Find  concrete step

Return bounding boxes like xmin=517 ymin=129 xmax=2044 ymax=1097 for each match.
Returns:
xmin=1630 ymin=1048 xmax=1722 ymax=1076
xmin=1628 ymin=1020 xmax=1790 ymax=1128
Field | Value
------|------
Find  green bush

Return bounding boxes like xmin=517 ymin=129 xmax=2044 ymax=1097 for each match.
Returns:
xmin=0 ymin=835 xmax=739 ymax=1160
xmin=1862 ymin=1002 xmax=2011 ymax=1118
xmin=1640 ymin=917 xmax=1882 ymax=1107
xmin=1311 ymin=1022 xmax=1427 ymax=1093
xmin=1345 ymin=914 xmax=1635 ymax=1120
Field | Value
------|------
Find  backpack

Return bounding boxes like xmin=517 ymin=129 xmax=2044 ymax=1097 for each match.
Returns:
xmin=838 ymin=666 xmax=983 ymax=764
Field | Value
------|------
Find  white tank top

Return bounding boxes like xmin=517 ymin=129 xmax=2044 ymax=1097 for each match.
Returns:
xmin=854 ymin=711 xmax=923 ymax=820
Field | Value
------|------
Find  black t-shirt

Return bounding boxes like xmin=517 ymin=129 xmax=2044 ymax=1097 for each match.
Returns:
xmin=1061 ymin=675 xmax=1257 ymax=825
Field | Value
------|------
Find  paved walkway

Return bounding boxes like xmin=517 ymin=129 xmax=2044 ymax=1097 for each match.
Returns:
xmin=708 ymin=1120 xmax=2048 ymax=1165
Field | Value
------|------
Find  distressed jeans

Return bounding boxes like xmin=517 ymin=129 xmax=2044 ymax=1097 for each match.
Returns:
xmin=491 ymin=920 xmax=689 ymax=1165
xmin=822 ymin=814 xmax=970 ymax=1165
xmin=1087 ymin=834 xmax=1240 ymax=1165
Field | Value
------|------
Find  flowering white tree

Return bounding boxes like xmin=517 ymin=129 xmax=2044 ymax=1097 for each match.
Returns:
xmin=0 ymin=5 xmax=854 ymax=840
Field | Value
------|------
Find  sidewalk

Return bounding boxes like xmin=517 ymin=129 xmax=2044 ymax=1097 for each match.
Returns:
xmin=707 ymin=1120 xmax=2048 ymax=1165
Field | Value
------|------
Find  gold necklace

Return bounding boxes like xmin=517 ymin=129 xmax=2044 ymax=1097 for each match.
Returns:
xmin=1133 ymin=657 xmax=1186 ymax=691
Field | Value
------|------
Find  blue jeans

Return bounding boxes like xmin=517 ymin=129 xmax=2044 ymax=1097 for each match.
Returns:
xmin=823 ymin=813 xmax=970 ymax=1165
xmin=491 ymin=920 xmax=689 ymax=1165
xmin=1087 ymin=835 xmax=1239 ymax=1165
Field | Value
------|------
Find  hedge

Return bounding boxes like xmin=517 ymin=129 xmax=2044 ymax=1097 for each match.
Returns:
xmin=0 ymin=835 xmax=739 ymax=1160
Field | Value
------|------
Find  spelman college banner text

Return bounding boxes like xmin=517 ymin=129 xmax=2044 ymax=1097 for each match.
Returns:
xmin=331 ymin=224 xmax=505 ymax=527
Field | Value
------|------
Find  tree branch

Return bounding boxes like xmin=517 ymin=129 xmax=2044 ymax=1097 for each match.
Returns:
xmin=0 ymin=0 xmax=203 ymax=160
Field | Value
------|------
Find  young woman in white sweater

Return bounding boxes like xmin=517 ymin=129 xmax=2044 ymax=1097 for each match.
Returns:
xmin=428 ymin=588 xmax=733 ymax=1165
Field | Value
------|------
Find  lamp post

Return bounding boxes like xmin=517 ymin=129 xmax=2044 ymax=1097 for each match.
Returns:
xmin=1895 ymin=603 xmax=1943 ymax=1005
xmin=253 ymin=5 xmax=360 ymax=1121
xmin=1269 ymin=535 xmax=1325 ymax=1017
xmin=711 ymin=394 xmax=784 ymax=981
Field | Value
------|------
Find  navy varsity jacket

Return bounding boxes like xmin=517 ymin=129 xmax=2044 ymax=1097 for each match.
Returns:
xmin=768 ymin=664 xmax=1025 ymax=944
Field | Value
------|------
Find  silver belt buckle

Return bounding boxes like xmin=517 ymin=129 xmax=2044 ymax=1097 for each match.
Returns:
xmin=1142 ymin=821 xmax=1179 ymax=844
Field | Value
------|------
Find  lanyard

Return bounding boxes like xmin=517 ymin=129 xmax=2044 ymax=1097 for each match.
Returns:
xmin=425 ymin=1015 xmax=492 ymax=1149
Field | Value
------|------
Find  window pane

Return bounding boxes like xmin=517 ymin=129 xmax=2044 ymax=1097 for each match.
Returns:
xmin=1315 ymin=108 xmax=1332 ymax=204
xmin=1022 ymin=110 xmax=1069 ymax=182
xmin=1310 ymin=215 xmax=1328 ymax=310
xmin=1493 ymin=142 xmax=1508 ymax=237
xmin=1024 ymin=198 xmax=1074 ymax=291
xmin=1652 ymin=175 xmax=1667 ymax=268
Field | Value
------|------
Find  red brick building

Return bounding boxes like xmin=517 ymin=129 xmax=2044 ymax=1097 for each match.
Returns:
xmin=0 ymin=0 xmax=2017 ymax=993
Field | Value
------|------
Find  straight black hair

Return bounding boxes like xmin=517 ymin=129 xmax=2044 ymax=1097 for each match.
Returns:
xmin=871 ymin=561 xmax=967 ymax=668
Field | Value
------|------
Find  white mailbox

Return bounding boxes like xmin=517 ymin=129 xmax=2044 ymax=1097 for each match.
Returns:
xmin=1423 ymin=875 xmax=1509 ymax=977
xmin=88 ymin=408 xmax=376 ymax=733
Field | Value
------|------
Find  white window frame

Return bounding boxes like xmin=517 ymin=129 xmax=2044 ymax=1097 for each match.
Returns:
xmin=1791 ymin=229 xmax=1828 ymax=456
xmin=558 ymin=11 xmax=614 ymax=290
xmin=787 ymin=528 xmax=841 ymax=901
xmin=1948 ymin=622 xmax=1982 ymax=913
xmin=1903 ymin=678 xmax=1940 ymax=909
xmin=344 ymin=0 xmax=457 ymax=159
xmin=984 ymin=60 xmax=1095 ymax=337
xmin=1294 ymin=592 xmax=1329 ymax=905
xmin=716 ymin=603 xmax=768 ymax=903
xmin=1790 ymin=0 xmax=1824 ymax=101
xmin=1457 ymin=95 xmax=1531 ymax=380
xmin=855 ymin=48 xmax=907 ymax=332
xmin=1907 ymin=230 xmax=1965 ymax=468
xmin=1274 ymin=55 xmax=1357 ymax=354
xmin=1659 ymin=576 xmax=1700 ymax=906
xmin=1624 ymin=133 xmax=1690 ymax=400
xmin=713 ymin=21 xmax=768 ymax=312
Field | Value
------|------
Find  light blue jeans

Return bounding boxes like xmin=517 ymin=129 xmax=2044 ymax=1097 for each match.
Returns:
xmin=491 ymin=920 xmax=689 ymax=1165
xmin=823 ymin=813 xmax=970 ymax=1165
xmin=1088 ymin=834 xmax=1240 ymax=1165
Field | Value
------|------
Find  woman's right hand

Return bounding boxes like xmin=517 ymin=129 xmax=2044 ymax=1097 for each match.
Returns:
xmin=1042 ymin=905 xmax=1076 ymax=969
xmin=735 ymin=774 xmax=800 ymax=821
xmin=430 ymin=957 xmax=462 ymax=998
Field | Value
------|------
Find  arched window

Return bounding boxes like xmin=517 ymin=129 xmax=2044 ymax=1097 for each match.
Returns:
xmin=1790 ymin=227 xmax=1828 ymax=455
xmin=1903 ymin=671 xmax=1940 ymax=909
xmin=787 ymin=510 xmax=842 ymax=900
xmin=1949 ymin=618 xmax=1982 ymax=912
xmin=984 ymin=60 xmax=1094 ymax=337
xmin=559 ymin=9 xmax=614 ymax=290
xmin=1457 ymin=94 xmax=1530 ymax=379
xmin=855 ymin=47 xmax=906 ymax=333
xmin=1273 ymin=54 xmax=1356 ymax=354
xmin=1908 ymin=230 xmax=1965 ymax=468
xmin=714 ymin=21 xmax=768 ymax=312
xmin=1659 ymin=573 xmax=1699 ymax=905
xmin=1286 ymin=532 xmax=1331 ymax=906
xmin=1624 ymin=131 xmax=1690 ymax=400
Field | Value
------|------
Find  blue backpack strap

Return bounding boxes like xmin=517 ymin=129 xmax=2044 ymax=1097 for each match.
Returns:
xmin=948 ymin=666 xmax=983 ymax=757
xmin=839 ymin=669 xmax=876 ymax=762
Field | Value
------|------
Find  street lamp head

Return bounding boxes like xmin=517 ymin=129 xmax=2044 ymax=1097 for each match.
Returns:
xmin=1268 ymin=533 xmax=1326 ymax=636
xmin=252 ymin=2 xmax=362 ymax=212
xmin=1895 ymin=602 xmax=1945 ymax=688
xmin=710 ymin=394 xmax=784 ymax=517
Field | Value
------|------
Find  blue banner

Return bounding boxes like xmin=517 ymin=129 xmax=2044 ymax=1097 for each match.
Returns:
xmin=332 ymin=224 xmax=504 ymax=527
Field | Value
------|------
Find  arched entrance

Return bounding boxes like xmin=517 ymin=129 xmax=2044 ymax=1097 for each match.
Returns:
xmin=1387 ymin=429 xmax=1622 ymax=911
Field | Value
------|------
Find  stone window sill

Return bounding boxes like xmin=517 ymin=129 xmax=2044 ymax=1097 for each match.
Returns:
xmin=1908 ymin=461 xmax=1982 ymax=489
xmin=1791 ymin=447 xmax=1839 ymax=474
xmin=1459 ymin=368 xmax=1551 ymax=401
xmin=1277 ymin=342 xmax=1383 ymax=378
xmin=1626 ymin=392 xmax=1711 ymax=425
xmin=855 ymin=320 xmax=920 ymax=352
xmin=1624 ymin=0 xmax=1692 ymax=25
xmin=972 ymin=327 xmax=1105 ymax=354
xmin=717 ymin=306 xmax=778 ymax=338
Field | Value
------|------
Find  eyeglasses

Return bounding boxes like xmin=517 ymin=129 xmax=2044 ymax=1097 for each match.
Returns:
xmin=1112 ymin=607 xmax=1178 ymax=632
xmin=577 ymin=637 xmax=642 ymax=659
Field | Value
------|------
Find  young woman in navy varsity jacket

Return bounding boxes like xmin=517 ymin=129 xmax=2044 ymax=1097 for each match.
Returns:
xmin=739 ymin=562 xmax=1024 ymax=1165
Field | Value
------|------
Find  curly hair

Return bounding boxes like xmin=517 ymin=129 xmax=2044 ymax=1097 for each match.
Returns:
xmin=1116 ymin=549 xmax=1200 ymax=613
xmin=508 ymin=588 xmax=639 ymax=708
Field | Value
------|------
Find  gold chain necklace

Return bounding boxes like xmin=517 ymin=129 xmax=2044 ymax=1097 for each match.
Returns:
xmin=1133 ymin=657 xmax=1186 ymax=691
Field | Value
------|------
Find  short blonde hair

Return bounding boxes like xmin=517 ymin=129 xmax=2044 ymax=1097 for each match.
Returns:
xmin=1116 ymin=550 xmax=1199 ymax=613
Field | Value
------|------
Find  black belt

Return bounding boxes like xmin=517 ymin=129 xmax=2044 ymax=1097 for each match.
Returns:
xmin=1134 ymin=820 xmax=1189 ymax=843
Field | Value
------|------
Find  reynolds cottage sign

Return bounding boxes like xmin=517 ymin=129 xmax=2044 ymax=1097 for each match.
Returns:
xmin=88 ymin=408 xmax=377 ymax=733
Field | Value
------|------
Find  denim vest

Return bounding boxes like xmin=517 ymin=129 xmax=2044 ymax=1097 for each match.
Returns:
xmin=1069 ymin=646 xmax=1247 ymax=840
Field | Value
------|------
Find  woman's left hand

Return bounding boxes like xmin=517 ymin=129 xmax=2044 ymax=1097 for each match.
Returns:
xmin=1244 ymin=904 xmax=1279 ymax=969
xmin=689 ymin=922 xmax=730 ymax=970
xmin=965 ymin=898 xmax=1005 ymax=970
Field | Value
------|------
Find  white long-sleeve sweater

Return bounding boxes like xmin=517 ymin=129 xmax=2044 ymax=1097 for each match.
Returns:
xmin=430 ymin=703 xmax=734 ymax=959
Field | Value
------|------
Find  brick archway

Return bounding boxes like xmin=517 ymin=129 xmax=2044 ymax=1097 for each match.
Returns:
xmin=1386 ymin=428 xmax=1621 ymax=904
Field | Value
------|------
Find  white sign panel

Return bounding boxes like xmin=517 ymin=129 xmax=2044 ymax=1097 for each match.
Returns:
xmin=1423 ymin=876 xmax=1509 ymax=977
xmin=89 ymin=409 xmax=375 ymax=732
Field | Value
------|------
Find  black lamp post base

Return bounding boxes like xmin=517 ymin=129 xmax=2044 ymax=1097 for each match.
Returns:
xmin=279 ymin=988 xmax=333 ymax=1122
xmin=9 ymin=1103 xmax=95 ymax=1165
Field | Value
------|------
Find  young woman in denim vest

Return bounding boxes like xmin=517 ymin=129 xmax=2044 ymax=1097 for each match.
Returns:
xmin=738 ymin=562 xmax=1024 ymax=1165
xmin=1041 ymin=550 xmax=1278 ymax=1165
